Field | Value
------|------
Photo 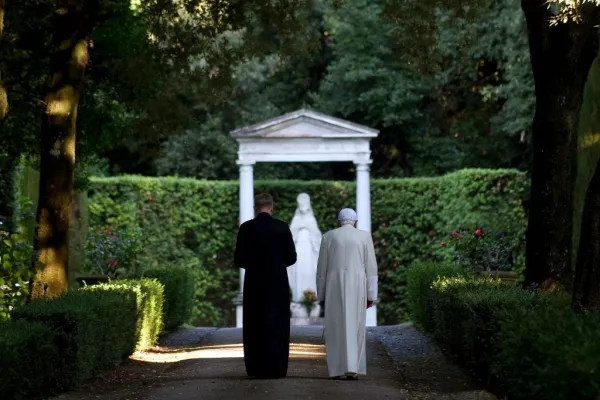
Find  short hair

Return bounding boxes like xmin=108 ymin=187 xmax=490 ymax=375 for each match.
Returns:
xmin=254 ymin=193 xmax=274 ymax=209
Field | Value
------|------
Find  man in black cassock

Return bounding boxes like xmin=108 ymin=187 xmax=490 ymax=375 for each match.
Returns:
xmin=234 ymin=193 xmax=297 ymax=379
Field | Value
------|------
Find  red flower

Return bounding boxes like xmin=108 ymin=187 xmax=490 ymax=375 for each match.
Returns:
xmin=474 ymin=228 xmax=483 ymax=238
xmin=450 ymin=231 xmax=459 ymax=238
xmin=440 ymin=241 xmax=446 ymax=247
xmin=107 ymin=259 xmax=118 ymax=270
xmin=105 ymin=227 xmax=111 ymax=234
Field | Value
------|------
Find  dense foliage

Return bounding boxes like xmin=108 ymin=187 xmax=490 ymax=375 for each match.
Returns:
xmin=407 ymin=262 xmax=600 ymax=400
xmin=447 ymin=227 xmax=520 ymax=273
xmin=86 ymin=169 xmax=527 ymax=326
xmin=84 ymin=226 xmax=145 ymax=277
xmin=12 ymin=288 xmax=137 ymax=395
xmin=0 ymin=163 xmax=37 ymax=320
xmin=3 ymin=278 xmax=166 ymax=398
xmin=141 ymin=267 xmax=195 ymax=330
xmin=147 ymin=0 xmax=533 ymax=181
xmin=83 ymin=279 xmax=165 ymax=351
xmin=0 ymin=319 xmax=59 ymax=399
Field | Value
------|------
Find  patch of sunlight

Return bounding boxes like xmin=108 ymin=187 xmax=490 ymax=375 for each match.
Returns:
xmin=64 ymin=133 xmax=76 ymax=163
xmin=46 ymin=86 xmax=75 ymax=117
xmin=73 ymin=40 xmax=89 ymax=68
xmin=433 ymin=276 xmax=468 ymax=289
xmin=132 ymin=343 xmax=325 ymax=363
xmin=130 ymin=0 xmax=141 ymax=12
xmin=579 ymin=130 xmax=600 ymax=150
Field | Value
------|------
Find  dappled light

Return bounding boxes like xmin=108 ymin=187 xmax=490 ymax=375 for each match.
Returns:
xmin=3 ymin=0 xmax=600 ymax=397
xmin=73 ymin=39 xmax=89 ymax=68
xmin=46 ymin=86 xmax=76 ymax=118
xmin=131 ymin=343 xmax=325 ymax=363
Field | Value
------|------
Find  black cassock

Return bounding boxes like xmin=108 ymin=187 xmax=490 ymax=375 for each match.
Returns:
xmin=234 ymin=212 xmax=297 ymax=378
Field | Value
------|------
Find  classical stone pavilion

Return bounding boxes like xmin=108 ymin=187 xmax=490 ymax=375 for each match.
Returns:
xmin=230 ymin=109 xmax=379 ymax=328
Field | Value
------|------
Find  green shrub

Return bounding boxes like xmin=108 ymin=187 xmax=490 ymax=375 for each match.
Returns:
xmin=406 ymin=262 xmax=466 ymax=330
xmin=84 ymin=226 xmax=145 ymax=277
xmin=408 ymin=265 xmax=600 ymax=400
xmin=494 ymin=307 xmax=600 ymax=400
xmin=83 ymin=278 xmax=164 ymax=351
xmin=430 ymin=278 xmax=550 ymax=383
xmin=4 ymin=278 xmax=165 ymax=398
xmin=142 ymin=267 xmax=195 ymax=330
xmin=446 ymin=227 xmax=520 ymax=273
xmin=0 ymin=231 xmax=35 ymax=321
xmin=87 ymin=169 xmax=528 ymax=325
xmin=0 ymin=320 xmax=59 ymax=400
xmin=12 ymin=288 xmax=137 ymax=389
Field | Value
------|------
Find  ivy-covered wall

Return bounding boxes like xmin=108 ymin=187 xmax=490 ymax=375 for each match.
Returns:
xmin=87 ymin=169 xmax=528 ymax=326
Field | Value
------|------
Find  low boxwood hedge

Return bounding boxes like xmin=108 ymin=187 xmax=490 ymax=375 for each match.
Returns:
xmin=142 ymin=267 xmax=194 ymax=330
xmin=82 ymin=278 xmax=164 ymax=351
xmin=408 ymin=262 xmax=600 ymax=400
xmin=3 ymin=278 xmax=166 ymax=399
xmin=13 ymin=288 xmax=137 ymax=391
xmin=0 ymin=319 xmax=59 ymax=400
xmin=494 ymin=306 xmax=600 ymax=400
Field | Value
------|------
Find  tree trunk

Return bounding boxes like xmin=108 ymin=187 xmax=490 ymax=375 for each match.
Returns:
xmin=29 ymin=0 xmax=97 ymax=300
xmin=521 ymin=1 xmax=599 ymax=290
xmin=0 ymin=0 xmax=8 ymax=122
xmin=573 ymin=159 xmax=600 ymax=310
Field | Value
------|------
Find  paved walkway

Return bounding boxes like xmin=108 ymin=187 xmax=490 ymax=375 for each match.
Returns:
xmin=54 ymin=324 xmax=495 ymax=400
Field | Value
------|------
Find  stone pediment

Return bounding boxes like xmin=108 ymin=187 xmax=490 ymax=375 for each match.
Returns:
xmin=230 ymin=109 xmax=378 ymax=139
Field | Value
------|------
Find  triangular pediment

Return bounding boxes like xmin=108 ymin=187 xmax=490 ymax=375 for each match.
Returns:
xmin=230 ymin=109 xmax=378 ymax=139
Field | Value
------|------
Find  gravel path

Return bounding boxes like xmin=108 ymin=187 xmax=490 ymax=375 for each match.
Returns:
xmin=53 ymin=325 xmax=495 ymax=400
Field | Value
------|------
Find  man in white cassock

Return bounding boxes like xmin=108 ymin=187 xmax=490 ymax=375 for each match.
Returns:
xmin=316 ymin=208 xmax=379 ymax=380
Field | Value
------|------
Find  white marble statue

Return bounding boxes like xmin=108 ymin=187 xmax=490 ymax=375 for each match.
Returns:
xmin=288 ymin=193 xmax=322 ymax=302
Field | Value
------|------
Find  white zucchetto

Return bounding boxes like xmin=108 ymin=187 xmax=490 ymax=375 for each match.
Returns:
xmin=337 ymin=208 xmax=358 ymax=223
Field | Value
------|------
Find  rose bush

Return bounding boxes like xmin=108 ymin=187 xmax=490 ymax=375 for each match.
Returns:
xmin=84 ymin=226 xmax=144 ymax=277
xmin=446 ymin=227 xmax=519 ymax=273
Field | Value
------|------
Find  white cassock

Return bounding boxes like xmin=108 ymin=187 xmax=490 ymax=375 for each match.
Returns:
xmin=316 ymin=224 xmax=378 ymax=377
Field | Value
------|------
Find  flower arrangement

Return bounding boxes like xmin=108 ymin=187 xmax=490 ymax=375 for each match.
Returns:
xmin=299 ymin=288 xmax=318 ymax=316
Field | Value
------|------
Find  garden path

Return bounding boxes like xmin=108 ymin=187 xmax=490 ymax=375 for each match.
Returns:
xmin=53 ymin=324 xmax=495 ymax=400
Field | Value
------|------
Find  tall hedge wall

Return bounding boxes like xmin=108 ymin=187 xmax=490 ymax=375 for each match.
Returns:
xmin=87 ymin=169 xmax=528 ymax=326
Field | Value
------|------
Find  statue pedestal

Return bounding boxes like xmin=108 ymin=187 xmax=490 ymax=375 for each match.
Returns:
xmin=290 ymin=302 xmax=322 ymax=326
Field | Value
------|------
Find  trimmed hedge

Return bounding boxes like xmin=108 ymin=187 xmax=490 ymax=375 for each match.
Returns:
xmin=0 ymin=320 xmax=59 ymax=400
xmin=13 ymin=288 xmax=137 ymax=391
xmin=408 ymin=263 xmax=600 ymax=400
xmin=141 ymin=267 xmax=195 ymax=330
xmin=406 ymin=262 xmax=467 ymax=332
xmin=494 ymin=306 xmax=600 ymax=400
xmin=4 ymin=278 xmax=165 ymax=398
xmin=87 ymin=169 xmax=528 ymax=325
xmin=83 ymin=279 xmax=165 ymax=351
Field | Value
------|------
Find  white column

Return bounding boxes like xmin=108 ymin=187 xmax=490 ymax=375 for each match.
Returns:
xmin=355 ymin=161 xmax=376 ymax=326
xmin=239 ymin=163 xmax=255 ymax=225
xmin=355 ymin=162 xmax=372 ymax=232
xmin=236 ymin=162 xmax=254 ymax=328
